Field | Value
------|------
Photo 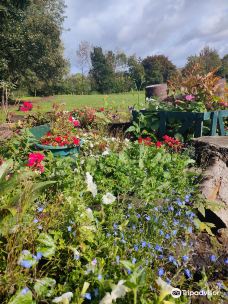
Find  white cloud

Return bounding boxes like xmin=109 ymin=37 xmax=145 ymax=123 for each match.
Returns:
xmin=62 ymin=0 xmax=228 ymax=72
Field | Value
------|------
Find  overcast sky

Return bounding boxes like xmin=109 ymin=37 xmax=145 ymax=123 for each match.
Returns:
xmin=62 ymin=0 xmax=228 ymax=73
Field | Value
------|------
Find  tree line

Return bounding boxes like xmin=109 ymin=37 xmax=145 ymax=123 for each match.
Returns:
xmin=60 ymin=44 xmax=228 ymax=95
xmin=0 ymin=1 xmax=227 ymax=96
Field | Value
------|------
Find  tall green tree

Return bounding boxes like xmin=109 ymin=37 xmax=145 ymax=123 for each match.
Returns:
xmin=142 ymin=55 xmax=176 ymax=85
xmin=0 ymin=0 xmax=68 ymax=96
xmin=127 ymin=55 xmax=145 ymax=91
xmin=90 ymin=47 xmax=115 ymax=93
xmin=184 ymin=46 xmax=222 ymax=76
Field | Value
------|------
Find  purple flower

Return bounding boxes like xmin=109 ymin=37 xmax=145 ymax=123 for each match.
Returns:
xmin=165 ymin=233 xmax=170 ymax=239
xmin=158 ymin=268 xmax=165 ymax=276
xmin=20 ymin=260 xmax=32 ymax=269
xmin=132 ymin=258 xmax=137 ymax=264
xmin=168 ymin=206 xmax=174 ymax=211
xmin=37 ymin=207 xmax=44 ymax=212
xmin=33 ymin=218 xmax=39 ymax=224
xmin=132 ymin=225 xmax=136 ymax=230
xmin=187 ymin=226 xmax=193 ymax=234
xmin=173 ymin=219 xmax=179 ymax=226
xmin=67 ymin=226 xmax=72 ymax=232
xmin=185 ymin=94 xmax=195 ymax=101
xmin=113 ymin=223 xmax=118 ymax=229
xmin=224 ymin=258 xmax=228 ymax=264
xmin=158 ymin=255 xmax=164 ymax=260
xmin=98 ymin=274 xmax=102 ymax=281
xmin=172 ymin=230 xmax=177 ymax=236
xmin=127 ymin=269 xmax=131 ymax=274
xmin=217 ymin=281 xmax=224 ymax=289
xmin=21 ymin=287 xmax=29 ymax=295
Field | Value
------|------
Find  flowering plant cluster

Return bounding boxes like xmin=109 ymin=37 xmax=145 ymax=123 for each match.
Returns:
xmin=40 ymin=131 xmax=80 ymax=147
xmin=27 ymin=152 xmax=45 ymax=173
xmin=138 ymin=135 xmax=182 ymax=151
xmin=71 ymin=107 xmax=96 ymax=128
xmin=19 ymin=101 xmax=33 ymax=112
xmin=0 ymin=114 xmax=227 ymax=304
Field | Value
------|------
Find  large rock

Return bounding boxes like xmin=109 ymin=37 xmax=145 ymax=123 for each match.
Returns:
xmin=193 ymin=136 xmax=228 ymax=227
xmin=145 ymin=83 xmax=168 ymax=100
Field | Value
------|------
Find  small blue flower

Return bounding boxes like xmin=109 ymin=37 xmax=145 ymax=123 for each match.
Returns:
xmin=184 ymin=268 xmax=191 ymax=279
xmin=134 ymin=245 xmax=139 ymax=251
xmin=168 ymin=206 xmax=174 ymax=211
xmin=67 ymin=226 xmax=72 ymax=232
xmin=145 ymin=215 xmax=151 ymax=221
xmin=132 ymin=225 xmax=136 ymax=230
xmin=187 ymin=226 xmax=193 ymax=234
xmin=141 ymin=241 xmax=147 ymax=248
xmin=128 ymin=204 xmax=132 ymax=209
xmin=37 ymin=207 xmax=44 ymax=213
xmin=165 ymin=233 xmax=170 ymax=239
xmin=181 ymin=241 xmax=187 ymax=247
xmin=216 ymin=281 xmax=224 ymax=289
xmin=136 ymin=213 xmax=141 ymax=218
xmin=224 ymin=258 xmax=228 ymax=264
xmin=155 ymin=245 xmax=163 ymax=252
xmin=154 ymin=207 xmax=159 ymax=211
xmin=33 ymin=218 xmax=39 ymax=224
xmin=176 ymin=210 xmax=181 ymax=216
xmin=159 ymin=230 xmax=164 ymax=236
xmin=113 ymin=223 xmax=118 ymax=229
xmin=97 ymin=274 xmax=102 ymax=281
xmin=116 ymin=256 xmax=120 ymax=264
xmin=127 ymin=269 xmax=131 ymax=274
xmin=158 ymin=268 xmax=165 ymax=276
xmin=147 ymin=243 xmax=152 ymax=248
xmin=166 ymin=278 xmax=171 ymax=284
xmin=91 ymin=258 xmax=97 ymax=266
xmin=106 ymin=233 xmax=111 ymax=237
xmin=20 ymin=260 xmax=32 ymax=269
xmin=132 ymin=258 xmax=137 ymax=264
xmin=168 ymin=255 xmax=175 ymax=262
xmin=182 ymin=255 xmax=188 ymax=262
xmin=172 ymin=230 xmax=177 ymax=236
xmin=210 ymin=255 xmax=216 ymax=262
xmin=173 ymin=219 xmax=179 ymax=226
xmin=158 ymin=255 xmax=164 ymax=260
xmin=84 ymin=293 xmax=91 ymax=300
xmin=21 ymin=287 xmax=29 ymax=295
xmin=35 ymin=252 xmax=43 ymax=261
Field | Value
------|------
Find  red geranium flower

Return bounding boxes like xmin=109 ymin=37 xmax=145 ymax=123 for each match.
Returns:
xmin=155 ymin=141 xmax=162 ymax=148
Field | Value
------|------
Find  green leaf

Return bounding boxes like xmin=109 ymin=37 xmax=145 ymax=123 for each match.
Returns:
xmin=34 ymin=277 xmax=56 ymax=297
xmin=36 ymin=233 xmax=56 ymax=258
xmin=8 ymin=289 xmax=35 ymax=304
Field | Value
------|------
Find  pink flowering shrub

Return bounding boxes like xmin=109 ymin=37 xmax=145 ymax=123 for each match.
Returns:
xmin=20 ymin=101 xmax=33 ymax=112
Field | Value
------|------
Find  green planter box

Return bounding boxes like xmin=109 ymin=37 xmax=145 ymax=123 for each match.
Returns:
xmin=132 ymin=110 xmax=228 ymax=138
xmin=29 ymin=124 xmax=82 ymax=157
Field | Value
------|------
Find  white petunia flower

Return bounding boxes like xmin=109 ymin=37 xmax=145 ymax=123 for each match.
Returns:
xmin=52 ymin=292 xmax=73 ymax=303
xmin=85 ymin=172 xmax=97 ymax=197
xmin=100 ymin=280 xmax=129 ymax=304
xmin=102 ymin=193 xmax=116 ymax=205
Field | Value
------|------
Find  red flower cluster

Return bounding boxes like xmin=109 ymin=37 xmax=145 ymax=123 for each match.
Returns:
xmin=27 ymin=152 xmax=45 ymax=173
xmin=40 ymin=132 xmax=80 ymax=147
xmin=69 ymin=116 xmax=81 ymax=127
xmin=138 ymin=135 xmax=182 ymax=151
xmin=98 ymin=107 xmax=105 ymax=112
xmin=138 ymin=137 xmax=153 ymax=146
xmin=20 ymin=101 xmax=33 ymax=112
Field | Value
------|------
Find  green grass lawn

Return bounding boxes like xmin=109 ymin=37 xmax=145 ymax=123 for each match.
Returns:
xmin=0 ymin=91 xmax=145 ymax=122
